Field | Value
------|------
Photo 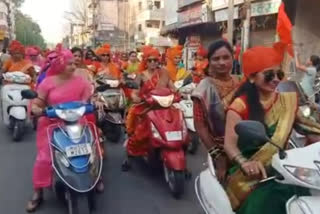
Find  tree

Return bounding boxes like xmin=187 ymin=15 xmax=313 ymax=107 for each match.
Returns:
xmin=14 ymin=10 xmax=47 ymax=49
xmin=12 ymin=0 xmax=25 ymax=7
xmin=65 ymin=0 xmax=89 ymax=25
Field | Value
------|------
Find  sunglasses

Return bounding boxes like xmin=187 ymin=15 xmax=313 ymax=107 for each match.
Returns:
xmin=147 ymin=58 xmax=158 ymax=63
xmin=101 ymin=54 xmax=110 ymax=57
xmin=263 ymin=70 xmax=285 ymax=82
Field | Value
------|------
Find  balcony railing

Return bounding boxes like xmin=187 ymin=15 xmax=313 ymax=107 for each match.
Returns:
xmin=137 ymin=8 xmax=164 ymax=22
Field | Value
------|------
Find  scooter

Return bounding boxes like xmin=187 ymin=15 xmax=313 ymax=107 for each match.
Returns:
xmin=174 ymin=77 xmax=200 ymax=154
xmin=22 ymin=90 xmax=103 ymax=214
xmin=138 ymin=88 xmax=189 ymax=198
xmin=195 ymin=120 xmax=320 ymax=214
xmin=1 ymin=71 xmax=32 ymax=141
xmin=95 ymin=77 xmax=126 ymax=143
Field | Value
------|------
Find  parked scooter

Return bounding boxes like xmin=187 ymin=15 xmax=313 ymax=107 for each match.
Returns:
xmin=195 ymin=120 xmax=320 ymax=214
xmin=22 ymin=90 xmax=103 ymax=214
xmin=1 ymin=72 xmax=32 ymax=141
xmin=135 ymin=88 xmax=189 ymax=198
xmin=174 ymin=76 xmax=200 ymax=154
xmin=95 ymin=77 xmax=126 ymax=142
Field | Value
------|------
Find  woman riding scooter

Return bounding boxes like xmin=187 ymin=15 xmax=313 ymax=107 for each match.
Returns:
xmin=223 ymin=43 xmax=320 ymax=214
xmin=122 ymin=45 xmax=175 ymax=171
xmin=25 ymin=46 xmax=45 ymax=70
xmin=26 ymin=48 xmax=103 ymax=212
xmin=95 ymin=43 xmax=121 ymax=80
xmin=192 ymin=40 xmax=241 ymax=183
xmin=2 ymin=40 xmax=35 ymax=80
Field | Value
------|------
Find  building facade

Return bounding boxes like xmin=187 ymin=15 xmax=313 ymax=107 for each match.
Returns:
xmin=128 ymin=0 xmax=174 ymax=51
xmin=211 ymin=0 xmax=282 ymax=47
xmin=0 ymin=0 xmax=15 ymax=50
xmin=67 ymin=0 xmax=129 ymax=50
xmin=162 ymin=0 xmax=218 ymax=70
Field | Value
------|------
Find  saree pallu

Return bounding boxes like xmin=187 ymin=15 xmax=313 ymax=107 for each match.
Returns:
xmin=226 ymin=92 xmax=310 ymax=214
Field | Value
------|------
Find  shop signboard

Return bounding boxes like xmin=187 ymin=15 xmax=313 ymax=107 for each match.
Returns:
xmin=178 ymin=4 xmax=203 ymax=27
xmin=184 ymin=35 xmax=201 ymax=70
xmin=211 ymin=0 xmax=244 ymax=11
xmin=251 ymin=0 xmax=281 ymax=17
xmin=215 ymin=6 xmax=239 ymax=22
xmin=214 ymin=0 xmax=282 ymax=22
xmin=178 ymin=0 xmax=202 ymax=8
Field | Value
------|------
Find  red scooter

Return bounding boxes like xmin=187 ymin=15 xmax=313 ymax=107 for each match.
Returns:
xmin=140 ymin=88 xmax=189 ymax=198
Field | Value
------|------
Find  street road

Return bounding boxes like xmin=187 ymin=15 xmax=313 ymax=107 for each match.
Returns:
xmin=0 ymin=124 xmax=206 ymax=214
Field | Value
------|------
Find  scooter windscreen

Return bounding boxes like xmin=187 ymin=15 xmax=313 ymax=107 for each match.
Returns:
xmin=50 ymin=124 xmax=102 ymax=192
xmin=46 ymin=102 xmax=94 ymax=122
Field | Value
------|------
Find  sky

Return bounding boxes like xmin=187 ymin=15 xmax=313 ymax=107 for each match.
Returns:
xmin=21 ymin=0 xmax=72 ymax=44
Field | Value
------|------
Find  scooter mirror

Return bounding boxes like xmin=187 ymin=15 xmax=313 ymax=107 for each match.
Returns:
xmin=21 ymin=89 xmax=38 ymax=99
xmin=125 ymin=81 xmax=139 ymax=89
xmin=96 ymin=85 xmax=109 ymax=92
xmin=182 ymin=75 xmax=193 ymax=87
xmin=235 ymin=121 xmax=270 ymax=143
xmin=96 ymin=79 xmax=105 ymax=85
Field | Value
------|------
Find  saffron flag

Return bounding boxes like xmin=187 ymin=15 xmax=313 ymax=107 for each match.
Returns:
xmin=277 ymin=2 xmax=293 ymax=56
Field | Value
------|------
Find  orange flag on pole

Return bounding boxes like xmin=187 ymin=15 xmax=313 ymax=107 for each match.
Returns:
xmin=277 ymin=2 xmax=293 ymax=56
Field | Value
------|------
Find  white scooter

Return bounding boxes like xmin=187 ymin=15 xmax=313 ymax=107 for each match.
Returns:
xmin=174 ymin=77 xmax=200 ymax=154
xmin=195 ymin=121 xmax=320 ymax=214
xmin=1 ymin=72 xmax=32 ymax=141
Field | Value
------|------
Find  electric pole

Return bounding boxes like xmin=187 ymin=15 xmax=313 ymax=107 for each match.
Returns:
xmin=242 ymin=0 xmax=251 ymax=51
xmin=227 ymin=0 xmax=234 ymax=44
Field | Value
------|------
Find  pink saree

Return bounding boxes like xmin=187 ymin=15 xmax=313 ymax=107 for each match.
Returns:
xmin=32 ymin=75 xmax=92 ymax=189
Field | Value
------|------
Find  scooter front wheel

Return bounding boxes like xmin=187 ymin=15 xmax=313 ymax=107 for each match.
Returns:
xmin=188 ymin=132 xmax=200 ymax=155
xmin=12 ymin=120 xmax=24 ymax=142
xmin=164 ymin=166 xmax=185 ymax=199
xmin=66 ymin=190 xmax=91 ymax=214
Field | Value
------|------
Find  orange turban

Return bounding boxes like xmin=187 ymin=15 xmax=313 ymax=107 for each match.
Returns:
xmin=197 ymin=46 xmax=208 ymax=57
xmin=9 ymin=40 xmax=25 ymax=54
xmin=242 ymin=42 xmax=285 ymax=77
xmin=138 ymin=46 xmax=160 ymax=72
xmin=141 ymin=45 xmax=160 ymax=59
xmin=96 ymin=43 xmax=111 ymax=55
xmin=166 ymin=45 xmax=183 ymax=60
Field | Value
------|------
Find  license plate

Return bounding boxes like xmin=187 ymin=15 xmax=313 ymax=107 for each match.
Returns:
xmin=66 ymin=144 xmax=92 ymax=158
xmin=165 ymin=131 xmax=182 ymax=141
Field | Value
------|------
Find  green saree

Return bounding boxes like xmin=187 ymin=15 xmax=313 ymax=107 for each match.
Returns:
xmin=226 ymin=92 xmax=310 ymax=214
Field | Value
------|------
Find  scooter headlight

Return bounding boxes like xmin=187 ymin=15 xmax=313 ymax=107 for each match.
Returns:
xmin=152 ymin=95 xmax=174 ymax=108
xmin=284 ymin=165 xmax=320 ymax=187
xmin=151 ymin=123 xmax=162 ymax=140
xmin=55 ymin=151 xmax=70 ymax=168
xmin=300 ymin=105 xmax=311 ymax=117
xmin=55 ymin=106 xmax=86 ymax=122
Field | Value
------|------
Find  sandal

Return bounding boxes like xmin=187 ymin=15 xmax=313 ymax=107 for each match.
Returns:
xmin=96 ymin=180 xmax=104 ymax=193
xmin=121 ymin=159 xmax=132 ymax=172
xmin=26 ymin=191 xmax=43 ymax=213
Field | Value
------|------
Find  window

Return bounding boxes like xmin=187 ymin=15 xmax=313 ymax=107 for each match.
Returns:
xmin=154 ymin=1 xmax=161 ymax=9
xmin=138 ymin=24 xmax=142 ymax=31
xmin=0 ymin=12 xmax=5 ymax=20
xmin=146 ymin=21 xmax=160 ymax=28
xmin=138 ymin=2 xmax=142 ymax=11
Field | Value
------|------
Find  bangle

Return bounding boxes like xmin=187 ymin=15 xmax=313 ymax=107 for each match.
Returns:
xmin=208 ymin=147 xmax=221 ymax=156
xmin=208 ymin=147 xmax=223 ymax=160
xmin=233 ymin=154 xmax=248 ymax=165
